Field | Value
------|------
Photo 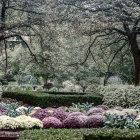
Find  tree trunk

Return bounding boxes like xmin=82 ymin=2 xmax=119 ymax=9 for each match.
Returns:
xmin=129 ymin=35 xmax=140 ymax=86
xmin=42 ymin=75 xmax=47 ymax=84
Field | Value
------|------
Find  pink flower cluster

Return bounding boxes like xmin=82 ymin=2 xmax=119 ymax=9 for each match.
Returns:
xmin=87 ymin=107 xmax=104 ymax=116
xmin=31 ymin=105 xmax=108 ymax=129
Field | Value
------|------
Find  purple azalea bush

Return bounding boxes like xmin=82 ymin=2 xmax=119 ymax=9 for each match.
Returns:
xmin=0 ymin=105 xmax=7 ymax=113
xmin=31 ymin=108 xmax=54 ymax=120
xmin=53 ymin=109 xmax=68 ymax=121
xmin=96 ymin=105 xmax=109 ymax=110
xmin=62 ymin=116 xmax=84 ymax=128
xmin=87 ymin=107 xmax=104 ymax=116
xmin=42 ymin=117 xmax=62 ymax=128
xmin=77 ymin=115 xmax=88 ymax=126
xmin=86 ymin=115 xmax=107 ymax=128
xmin=68 ymin=112 xmax=85 ymax=117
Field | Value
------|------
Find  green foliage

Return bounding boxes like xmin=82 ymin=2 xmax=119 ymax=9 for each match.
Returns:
xmin=3 ymin=102 xmax=21 ymax=117
xmin=84 ymin=129 xmax=140 ymax=140
xmin=69 ymin=102 xmax=94 ymax=112
xmin=104 ymin=113 xmax=139 ymax=129
xmin=49 ymin=87 xmax=58 ymax=92
xmin=19 ymin=107 xmax=34 ymax=116
xmin=25 ymin=85 xmax=33 ymax=91
xmin=40 ymin=91 xmax=86 ymax=95
xmin=12 ymin=86 xmax=22 ymax=92
xmin=2 ymin=91 xmax=102 ymax=107
xmin=98 ymin=85 xmax=140 ymax=107
xmin=19 ymin=128 xmax=140 ymax=140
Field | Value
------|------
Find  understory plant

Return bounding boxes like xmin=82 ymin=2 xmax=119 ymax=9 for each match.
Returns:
xmin=69 ymin=102 xmax=94 ymax=112
xmin=104 ymin=113 xmax=139 ymax=129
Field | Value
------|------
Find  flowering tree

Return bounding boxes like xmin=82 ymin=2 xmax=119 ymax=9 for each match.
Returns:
xmin=59 ymin=0 xmax=140 ymax=86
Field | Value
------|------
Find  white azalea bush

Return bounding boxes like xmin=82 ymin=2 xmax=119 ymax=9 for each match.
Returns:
xmin=0 ymin=115 xmax=43 ymax=130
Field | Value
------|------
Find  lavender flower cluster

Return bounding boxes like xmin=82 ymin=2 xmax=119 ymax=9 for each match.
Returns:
xmin=31 ymin=105 xmax=111 ymax=128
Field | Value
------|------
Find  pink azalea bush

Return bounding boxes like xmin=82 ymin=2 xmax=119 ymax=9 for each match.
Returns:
xmin=77 ymin=115 xmax=88 ymax=127
xmin=31 ymin=108 xmax=55 ymax=120
xmin=62 ymin=116 xmax=84 ymax=128
xmin=0 ymin=110 xmax=2 ymax=115
xmin=53 ymin=109 xmax=68 ymax=121
xmin=0 ymin=105 xmax=7 ymax=113
xmin=68 ymin=112 xmax=85 ymax=117
xmin=87 ymin=107 xmax=104 ymax=116
xmin=86 ymin=115 xmax=107 ymax=128
xmin=42 ymin=117 xmax=62 ymax=128
xmin=96 ymin=105 xmax=109 ymax=110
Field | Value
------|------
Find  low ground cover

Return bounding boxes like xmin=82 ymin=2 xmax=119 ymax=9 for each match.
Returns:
xmin=19 ymin=128 xmax=140 ymax=140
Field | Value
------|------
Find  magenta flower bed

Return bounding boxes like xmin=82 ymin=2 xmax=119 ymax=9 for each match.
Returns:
xmin=30 ymin=105 xmax=110 ymax=129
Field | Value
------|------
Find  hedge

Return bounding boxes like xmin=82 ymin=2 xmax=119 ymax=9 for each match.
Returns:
xmin=2 ymin=91 xmax=103 ymax=107
xmin=18 ymin=128 xmax=140 ymax=140
xmin=84 ymin=129 xmax=140 ymax=140
xmin=36 ymin=91 xmax=86 ymax=95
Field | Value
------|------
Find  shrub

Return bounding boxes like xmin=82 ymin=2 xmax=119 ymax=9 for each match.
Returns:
xmin=96 ymin=105 xmax=109 ymax=110
xmin=84 ymin=129 xmax=140 ymax=140
xmin=53 ymin=109 xmax=68 ymax=121
xmin=113 ymin=106 xmax=123 ymax=111
xmin=49 ymin=87 xmax=58 ymax=92
xmin=25 ymin=85 xmax=33 ymax=91
xmin=104 ymin=113 xmax=139 ymax=129
xmin=87 ymin=107 xmax=104 ymax=116
xmin=19 ymin=128 xmax=84 ymax=140
xmin=0 ymin=115 xmax=43 ymax=130
xmin=69 ymin=102 xmax=94 ymax=113
xmin=2 ymin=91 xmax=103 ymax=107
xmin=98 ymin=85 xmax=140 ymax=107
xmin=31 ymin=108 xmax=55 ymax=120
xmin=62 ymin=116 xmax=84 ymax=128
xmin=0 ymin=104 xmax=7 ymax=113
xmin=104 ymin=109 xmax=139 ymax=116
xmin=42 ymin=117 xmax=62 ymax=128
xmin=85 ymin=115 xmax=106 ymax=128
xmin=135 ymin=114 xmax=140 ymax=125
xmin=18 ymin=128 xmax=140 ymax=140
xmin=68 ymin=112 xmax=85 ymax=117
xmin=77 ymin=115 xmax=88 ymax=126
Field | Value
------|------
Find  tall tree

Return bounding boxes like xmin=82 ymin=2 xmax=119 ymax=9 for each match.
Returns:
xmin=60 ymin=0 xmax=140 ymax=86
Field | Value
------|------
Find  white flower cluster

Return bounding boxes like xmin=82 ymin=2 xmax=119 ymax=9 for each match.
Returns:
xmin=98 ymin=85 xmax=140 ymax=107
xmin=0 ymin=115 xmax=43 ymax=130
xmin=105 ymin=109 xmax=139 ymax=116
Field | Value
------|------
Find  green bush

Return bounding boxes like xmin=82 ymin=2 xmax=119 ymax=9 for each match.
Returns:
xmin=84 ymin=129 xmax=140 ymax=140
xmin=25 ymin=85 xmax=33 ymax=91
xmin=18 ymin=128 xmax=140 ymax=140
xmin=2 ymin=91 xmax=102 ymax=107
xmin=36 ymin=91 xmax=88 ymax=95
xmin=98 ymin=85 xmax=140 ymax=107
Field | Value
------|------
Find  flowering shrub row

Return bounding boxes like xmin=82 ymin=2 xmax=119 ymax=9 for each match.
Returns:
xmin=0 ymin=115 xmax=43 ymax=129
xmin=1 ymin=100 xmax=140 ymax=130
